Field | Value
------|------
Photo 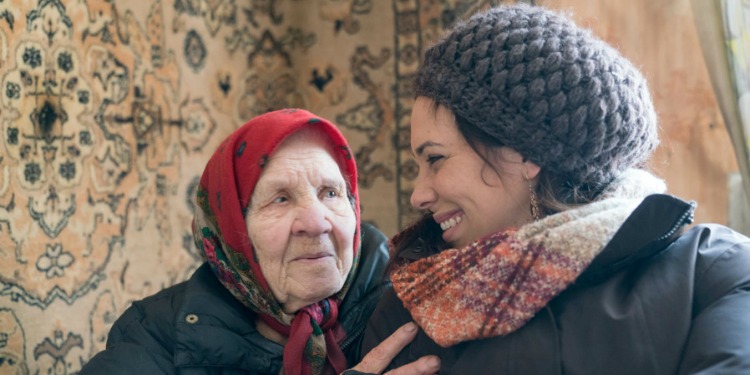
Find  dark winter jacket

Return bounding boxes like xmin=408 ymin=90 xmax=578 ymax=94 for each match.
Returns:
xmin=362 ymin=194 xmax=750 ymax=374
xmin=81 ymin=223 xmax=389 ymax=375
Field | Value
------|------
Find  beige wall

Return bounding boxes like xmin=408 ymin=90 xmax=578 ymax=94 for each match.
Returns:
xmin=541 ymin=0 xmax=739 ymax=227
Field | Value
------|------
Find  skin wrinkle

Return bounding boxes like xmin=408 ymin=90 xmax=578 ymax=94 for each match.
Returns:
xmin=246 ymin=132 xmax=356 ymax=314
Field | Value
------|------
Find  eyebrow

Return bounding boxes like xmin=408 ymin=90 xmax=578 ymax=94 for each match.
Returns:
xmin=319 ymin=175 xmax=347 ymax=188
xmin=414 ymin=141 xmax=441 ymax=157
xmin=259 ymin=172 xmax=346 ymax=192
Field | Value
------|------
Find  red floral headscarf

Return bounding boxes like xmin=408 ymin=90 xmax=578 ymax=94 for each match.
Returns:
xmin=192 ymin=109 xmax=360 ymax=375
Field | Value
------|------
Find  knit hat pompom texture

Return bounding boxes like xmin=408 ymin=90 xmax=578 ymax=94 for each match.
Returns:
xmin=415 ymin=4 xmax=659 ymax=195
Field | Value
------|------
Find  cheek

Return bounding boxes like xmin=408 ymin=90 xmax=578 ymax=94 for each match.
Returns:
xmin=331 ymin=199 xmax=357 ymax=227
xmin=253 ymin=239 xmax=284 ymax=281
xmin=249 ymin=216 xmax=293 ymax=268
xmin=332 ymin=206 xmax=357 ymax=258
xmin=432 ymin=167 xmax=462 ymax=198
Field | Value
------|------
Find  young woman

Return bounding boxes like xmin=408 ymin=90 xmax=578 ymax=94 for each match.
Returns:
xmin=363 ymin=4 xmax=750 ymax=374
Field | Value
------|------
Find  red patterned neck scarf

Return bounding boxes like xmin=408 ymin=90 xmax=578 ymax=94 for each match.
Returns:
xmin=192 ymin=109 xmax=360 ymax=375
xmin=391 ymin=169 xmax=665 ymax=347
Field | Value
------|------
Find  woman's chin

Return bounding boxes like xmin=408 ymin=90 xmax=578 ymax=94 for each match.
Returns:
xmin=442 ymin=224 xmax=469 ymax=248
xmin=282 ymin=280 xmax=344 ymax=314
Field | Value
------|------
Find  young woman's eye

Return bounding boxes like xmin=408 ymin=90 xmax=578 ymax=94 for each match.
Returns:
xmin=426 ymin=154 xmax=443 ymax=165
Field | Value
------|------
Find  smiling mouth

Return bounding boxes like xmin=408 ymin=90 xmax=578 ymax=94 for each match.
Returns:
xmin=439 ymin=215 xmax=463 ymax=231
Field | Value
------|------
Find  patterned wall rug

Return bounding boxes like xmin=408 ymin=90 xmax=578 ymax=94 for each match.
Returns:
xmin=0 ymin=0 xmax=522 ymax=372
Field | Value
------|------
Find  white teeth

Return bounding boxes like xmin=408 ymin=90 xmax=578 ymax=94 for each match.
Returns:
xmin=439 ymin=215 xmax=463 ymax=231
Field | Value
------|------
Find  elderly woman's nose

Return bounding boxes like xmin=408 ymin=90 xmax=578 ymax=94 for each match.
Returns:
xmin=291 ymin=198 xmax=333 ymax=235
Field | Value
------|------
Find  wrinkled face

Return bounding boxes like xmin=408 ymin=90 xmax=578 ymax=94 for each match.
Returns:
xmin=410 ymin=97 xmax=538 ymax=248
xmin=247 ymin=132 xmax=356 ymax=314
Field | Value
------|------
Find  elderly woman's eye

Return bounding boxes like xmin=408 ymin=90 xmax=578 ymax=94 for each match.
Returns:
xmin=322 ymin=188 xmax=338 ymax=199
xmin=273 ymin=195 xmax=288 ymax=204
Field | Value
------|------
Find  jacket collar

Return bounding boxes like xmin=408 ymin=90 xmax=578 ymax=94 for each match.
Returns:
xmin=576 ymin=194 xmax=696 ymax=284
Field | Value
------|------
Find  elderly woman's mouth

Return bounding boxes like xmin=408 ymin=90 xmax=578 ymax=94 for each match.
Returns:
xmin=293 ymin=253 xmax=334 ymax=263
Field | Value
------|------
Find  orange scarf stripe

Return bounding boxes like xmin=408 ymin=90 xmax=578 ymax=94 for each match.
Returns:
xmin=392 ymin=230 xmax=596 ymax=347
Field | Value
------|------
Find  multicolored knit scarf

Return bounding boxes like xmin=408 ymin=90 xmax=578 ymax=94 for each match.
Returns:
xmin=391 ymin=169 xmax=665 ymax=348
xmin=192 ymin=109 xmax=360 ymax=375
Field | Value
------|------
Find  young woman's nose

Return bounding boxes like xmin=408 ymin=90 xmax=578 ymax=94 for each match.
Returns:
xmin=410 ymin=174 xmax=436 ymax=210
xmin=291 ymin=198 xmax=332 ymax=236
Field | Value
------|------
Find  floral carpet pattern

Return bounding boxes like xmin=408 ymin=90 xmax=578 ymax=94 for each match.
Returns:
xmin=0 ymin=0 xmax=522 ymax=372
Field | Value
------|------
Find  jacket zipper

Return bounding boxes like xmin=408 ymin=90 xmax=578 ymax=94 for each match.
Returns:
xmin=655 ymin=201 xmax=696 ymax=242
xmin=340 ymin=322 xmax=366 ymax=351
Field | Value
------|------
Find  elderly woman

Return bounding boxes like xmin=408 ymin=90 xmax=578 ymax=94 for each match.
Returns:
xmin=362 ymin=4 xmax=750 ymax=375
xmin=81 ymin=109 xmax=438 ymax=375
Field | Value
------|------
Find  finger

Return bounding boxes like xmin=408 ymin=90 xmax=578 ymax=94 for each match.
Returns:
xmin=384 ymin=355 xmax=440 ymax=375
xmin=351 ymin=322 xmax=419 ymax=373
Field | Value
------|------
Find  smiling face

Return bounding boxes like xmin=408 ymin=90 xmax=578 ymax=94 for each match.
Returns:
xmin=410 ymin=97 xmax=539 ymax=248
xmin=246 ymin=130 xmax=356 ymax=314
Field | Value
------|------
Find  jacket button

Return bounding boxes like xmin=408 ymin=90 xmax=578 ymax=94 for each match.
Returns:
xmin=185 ymin=314 xmax=199 ymax=324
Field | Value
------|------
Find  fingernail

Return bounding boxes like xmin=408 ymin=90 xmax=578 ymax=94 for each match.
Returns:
xmin=405 ymin=322 xmax=416 ymax=332
xmin=428 ymin=356 xmax=440 ymax=367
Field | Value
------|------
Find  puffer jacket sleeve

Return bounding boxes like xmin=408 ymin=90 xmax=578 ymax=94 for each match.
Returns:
xmin=677 ymin=224 xmax=750 ymax=374
xmin=80 ymin=285 xmax=184 ymax=375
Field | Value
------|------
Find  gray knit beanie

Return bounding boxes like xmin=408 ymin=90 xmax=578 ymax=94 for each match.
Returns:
xmin=415 ymin=4 xmax=659 ymax=201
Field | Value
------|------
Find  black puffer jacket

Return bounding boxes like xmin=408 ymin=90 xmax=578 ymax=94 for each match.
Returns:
xmin=362 ymin=194 xmax=750 ymax=374
xmin=81 ymin=223 xmax=389 ymax=375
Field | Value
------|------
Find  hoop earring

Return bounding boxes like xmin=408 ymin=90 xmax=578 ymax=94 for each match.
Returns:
xmin=525 ymin=172 xmax=540 ymax=221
